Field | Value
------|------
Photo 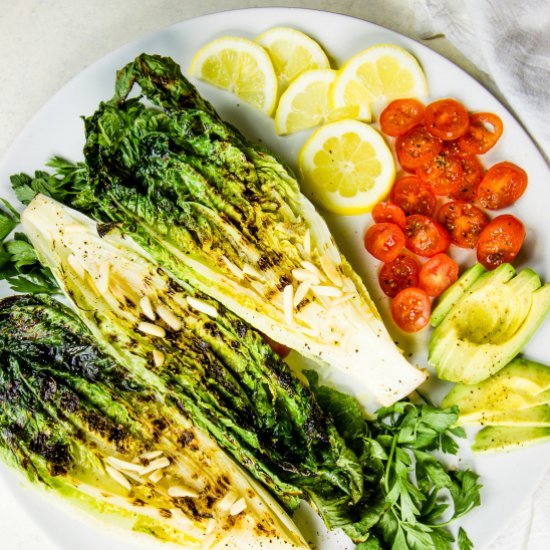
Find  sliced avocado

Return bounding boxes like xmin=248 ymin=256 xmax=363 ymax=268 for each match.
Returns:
xmin=472 ymin=425 xmax=550 ymax=453
xmin=444 ymin=387 xmax=550 ymax=425
xmin=441 ymin=357 xmax=550 ymax=422
xmin=429 ymin=264 xmax=550 ymax=384
xmin=430 ymin=263 xmax=485 ymax=327
xmin=461 ymin=405 xmax=550 ymax=427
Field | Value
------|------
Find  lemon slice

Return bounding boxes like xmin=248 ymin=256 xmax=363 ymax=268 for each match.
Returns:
xmin=189 ymin=36 xmax=278 ymax=115
xmin=256 ymin=27 xmax=330 ymax=93
xmin=275 ymin=69 xmax=358 ymax=135
xmin=298 ymin=119 xmax=395 ymax=215
xmin=331 ymin=44 xmax=428 ymax=120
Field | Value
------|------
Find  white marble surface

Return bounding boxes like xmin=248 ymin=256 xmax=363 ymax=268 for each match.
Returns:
xmin=0 ymin=1 xmax=548 ymax=549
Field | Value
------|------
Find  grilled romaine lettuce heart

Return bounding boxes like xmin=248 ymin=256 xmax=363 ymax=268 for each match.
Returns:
xmin=22 ymin=194 xmax=368 ymax=532
xmin=16 ymin=53 xmax=425 ymax=407
xmin=0 ymin=294 xmax=308 ymax=549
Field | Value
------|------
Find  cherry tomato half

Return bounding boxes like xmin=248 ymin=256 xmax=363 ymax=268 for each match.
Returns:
xmin=391 ymin=287 xmax=431 ymax=333
xmin=396 ymin=126 xmax=443 ymax=172
xmin=424 ymin=98 xmax=470 ymax=141
xmin=476 ymin=161 xmax=528 ymax=210
xmin=476 ymin=214 xmax=525 ymax=270
xmin=364 ymin=222 xmax=406 ymax=263
xmin=437 ymin=200 xmax=490 ymax=248
xmin=451 ymin=154 xmax=485 ymax=201
xmin=380 ymin=98 xmax=426 ymax=137
xmin=416 ymin=150 xmax=463 ymax=196
xmin=405 ymin=214 xmax=450 ymax=257
xmin=457 ymin=112 xmax=503 ymax=155
xmin=261 ymin=333 xmax=291 ymax=358
xmin=372 ymin=201 xmax=407 ymax=228
xmin=379 ymin=253 xmax=420 ymax=298
xmin=390 ymin=175 xmax=437 ymax=217
xmin=419 ymin=253 xmax=459 ymax=297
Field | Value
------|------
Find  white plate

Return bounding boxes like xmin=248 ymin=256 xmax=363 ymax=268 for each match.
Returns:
xmin=1 ymin=7 xmax=549 ymax=550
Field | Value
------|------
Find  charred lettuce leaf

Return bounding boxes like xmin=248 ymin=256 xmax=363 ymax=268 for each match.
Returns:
xmin=12 ymin=53 xmax=425 ymax=407
xmin=0 ymin=294 xmax=308 ymax=549
xmin=22 ymin=194 xmax=365 ymax=527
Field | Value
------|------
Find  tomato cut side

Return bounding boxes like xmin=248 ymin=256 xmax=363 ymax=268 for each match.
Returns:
xmin=457 ymin=112 xmax=503 ymax=155
xmin=396 ymin=126 xmax=443 ymax=172
xmin=418 ymin=253 xmax=459 ymax=297
xmin=405 ymin=214 xmax=450 ymax=257
xmin=437 ymin=200 xmax=490 ymax=248
xmin=424 ymin=98 xmax=470 ymax=141
xmin=372 ymin=201 xmax=407 ymax=228
xmin=451 ymin=153 xmax=485 ymax=201
xmin=261 ymin=333 xmax=291 ymax=358
xmin=390 ymin=175 xmax=437 ymax=217
xmin=476 ymin=214 xmax=525 ymax=270
xmin=476 ymin=161 xmax=528 ymax=210
xmin=416 ymin=150 xmax=463 ymax=196
xmin=391 ymin=287 xmax=431 ymax=332
xmin=379 ymin=254 xmax=420 ymax=297
xmin=364 ymin=222 xmax=406 ymax=263
xmin=379 ymin=98 xmax=426 ymax=137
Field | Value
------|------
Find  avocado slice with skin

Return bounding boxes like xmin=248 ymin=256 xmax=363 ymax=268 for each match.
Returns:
xmin=429 ymin=264 xmax=550 ymax=384
xmin=472 ymin=425 xmax=550 ymax=453
xmin=430 ymin=262 xmax=486 ymax=327
xmin=441 ymin=357 xmax=550 ymax=421
xmin=461 ymin=405 xmax=550 ymax=427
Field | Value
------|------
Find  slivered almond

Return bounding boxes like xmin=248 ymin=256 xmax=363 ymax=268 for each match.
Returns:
xmin=216 ymin=491 xmax=238 ymax=513
xmin=140 ymin=450 xmax=163 ymax=460
xmin=229 ymin=497 xmax=247 ymax=516
xmin=186 ymin=296 xmax=218 ymax=318
xmin=221 ymin=255 xmax=244 ymax=279
xmin=283 ymin=285 xmax=293 ymax=325
xmin=301 ymin=260 xmax=326 ymax=281
xmin=122 ymin=470 xmax=146 ymax=485
xmin=106 ymin=456 xmax=143 ymax=472
xmin=242 ymin=263 xmax=264 ymax=280
xmin=105 ymin=465 xmax=131 ymax=490
xmin=292 ymin=268 xmax=319 ymax=284
xmin=293 ymin=281 xmax=311 ymax=307
xmin=168 ymin=486 xmax=199 ymax=498
xmin=149 ymin=469 xmax=164 ymax=484
xmin=152 ymin=349 xmax=165 ymax=367
xmin=320 ymin=255 xmax=343 ymax=287
xmin=138 ymin=321 xmax=166 ymax=338
xmin=139 ymin=456 xmax=171 ymax=476
xmin=311 ymin=285 xmax=343 ymax=298
xmin=139 ymin=295 xmax=156 ymax=321
xmin=156 ymin=304 xmax=182 ymax=331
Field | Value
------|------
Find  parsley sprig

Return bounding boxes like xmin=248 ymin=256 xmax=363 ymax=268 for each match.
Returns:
xmin=0 ymin=203 xmax=59 ymax=294
xmin=368 ymin=401 xmax=480 ymax=549
xmin=308 ymin=372 xmax=481 ymax=550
